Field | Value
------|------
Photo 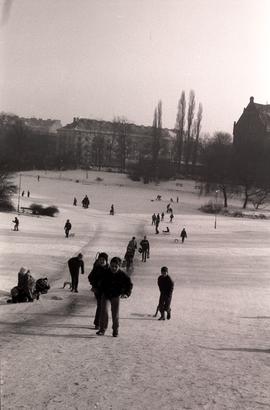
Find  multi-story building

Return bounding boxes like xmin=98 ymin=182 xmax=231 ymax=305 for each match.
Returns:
xmin=233 ymin=96 xmax=270 ymax=147
xmin=56 ymin=117 xmax=176 ymax=168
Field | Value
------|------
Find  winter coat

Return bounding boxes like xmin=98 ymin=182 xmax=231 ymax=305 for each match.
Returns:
xmin=140 ymin=239 xmax=150 ymax=251
xmin=158 ymin=274 xmax=174 ymax=296
xmin=65 ymin=222 xmax=72 ymax=231
xmin=68 ymin=256 xmax=84 ymax=274
xmin=88 ymin=264 xmax=108 ymax=291
xmin=99 ymin=268 xmax=133 ymax=299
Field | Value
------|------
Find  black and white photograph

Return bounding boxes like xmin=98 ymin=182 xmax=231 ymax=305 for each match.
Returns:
xmin=0 ymin=1 xmax=269 ymax=409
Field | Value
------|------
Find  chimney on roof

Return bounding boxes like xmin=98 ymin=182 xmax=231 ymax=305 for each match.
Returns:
xmin=250 ymin=96 xmax=254 ymax=103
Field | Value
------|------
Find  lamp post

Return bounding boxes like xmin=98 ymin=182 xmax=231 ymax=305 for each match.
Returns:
xmin=214 ymin=189 xmax=219 ymax=229
xmin=17 ymin=173 xmax=22 ymax=213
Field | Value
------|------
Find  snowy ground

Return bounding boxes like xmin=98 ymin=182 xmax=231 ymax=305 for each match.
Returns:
xmin=0 ymin=170 xmax=270 ymax=410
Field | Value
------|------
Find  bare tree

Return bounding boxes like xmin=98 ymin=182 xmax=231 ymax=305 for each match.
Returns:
xmin=113 ymin=116 xmax=128 ymax=173
xmin=175 ymin=91 xmax=186 ymax=173
xmin=185 ymin=90 xmax=196 ymax=172
xmin=191 ymin=102 xmax=203 ymax=174
xmin=152 ymin=100 xmax=162 ymax=181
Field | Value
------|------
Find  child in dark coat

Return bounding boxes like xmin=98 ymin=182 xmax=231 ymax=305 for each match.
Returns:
xmin=157 ymin=266 xmax=174 ymax=320
xmin=97 ymin=257 xmax=133 ymax=337
xmin=88 ymin=252 xmax=109 ymax=329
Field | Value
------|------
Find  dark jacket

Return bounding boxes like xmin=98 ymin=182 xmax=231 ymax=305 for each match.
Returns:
xmin=180 ymin=229 xmax=187 ymax=238
xmin=99 ymin=268 xmax=133 ymax=299
xmin=140 ymin=239 xmax=150 ymax=251
xmin=65 ymin=221 xmax=72 ymax=231
xmin=68 ymin=256 xmax=84 ymax=274
xmin=88 ymin=263 xmax=108 ymax=290
xmin=158 ymin=274 xmax=174 ymax=296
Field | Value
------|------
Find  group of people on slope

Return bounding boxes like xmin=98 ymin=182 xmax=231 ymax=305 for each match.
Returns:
xmin=68 ymin=250 xmax=174 ymax=337
xmin=124 ymin=235 xmax=150 ymax=269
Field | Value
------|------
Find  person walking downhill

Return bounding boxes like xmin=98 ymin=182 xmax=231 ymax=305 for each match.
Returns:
xmin=68 ymin=253 xmax=84 ymax=293
xmin=152 ymin=213 xmax=157 ymax=225
xmin=73 ymin=197 xmax=77 ymax=206
xmin=64 ymin=219 xmax=72 ymax=238
xmin=12 ymin=216 xmax=19 ymax=231
xmin=88 ymin=252 xmax=109 ymax=329
xmin=157 ymin=266 xmax=174 ymax=320
xmin=180 ymin=228 xmax=187 ymax=243
xmin=96 ymin=257 xmax=133 ymax=337
xmin=140 ymin=235 xmax=150 ymax=262
xmin=110 ymin=204 xmax=114 ymax=215
xmin=169 ymin=213 xmax=174 ymax=223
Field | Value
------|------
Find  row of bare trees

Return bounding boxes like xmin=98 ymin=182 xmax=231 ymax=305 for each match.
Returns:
xmin=201 ymin=132 xmax=270 ymax=209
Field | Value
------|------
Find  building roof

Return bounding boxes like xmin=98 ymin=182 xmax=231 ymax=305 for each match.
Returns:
xmin=248 ymin=97 xmax=270 ymax=130
xmin=59 ymin=117 xmax=175 ymax=139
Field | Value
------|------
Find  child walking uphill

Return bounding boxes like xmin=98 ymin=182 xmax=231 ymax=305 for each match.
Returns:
xmin=157 ymin=266 xmax=174 ymax=321
xmin=96 ymin=257 xmax=133 ymax=337
xmin=88 ymin=252 xmax=109 ymax=329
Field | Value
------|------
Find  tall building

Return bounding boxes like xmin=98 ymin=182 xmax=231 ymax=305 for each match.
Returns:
xmin=233 ymin=96 xmax=270 ymax=147
xmin=56 ymin=117 xmax=175 ymax=167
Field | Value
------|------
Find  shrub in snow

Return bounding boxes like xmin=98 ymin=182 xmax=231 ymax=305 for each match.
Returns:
xmin=199 ymin=201 xmax=222 ymax=214
xmin=29 ymin=203 xmax=59 ymax=217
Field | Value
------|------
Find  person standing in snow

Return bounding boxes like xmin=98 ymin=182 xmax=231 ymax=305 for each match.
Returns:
xmin=157 ymin=266 xmax=174 ymax=320
xmin=180 ymin=228 xmax=187 ymax=243
xmin=12 ymin=217 xmax=19 ymax=231
xmin=68 ymin=253 xmax=84 ymax=293
xmin=88 ymin=252 xmax=109 ymax=329
xmin=96 ymin=257 xmax=133 ymax=337
xmin=140 ymin=235 xmax=150 ymax=262
xmin=64 ymin=219 xmax=72 ymax=238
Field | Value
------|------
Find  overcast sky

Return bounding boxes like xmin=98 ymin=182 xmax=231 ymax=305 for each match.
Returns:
xmin=0 ymin=0 xmax=269 ymax=134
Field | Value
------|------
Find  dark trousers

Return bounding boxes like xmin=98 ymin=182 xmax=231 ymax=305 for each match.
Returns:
xmin=158 ymin=293 xmax=172 ymax=317
xmin=99 ymin=295 xmax=120 ymax=333
xmin=94 ymin=291 xmax=102 ymax=327
xmin=65 ymin=229 xmax=70 ymax=238
xmin=142 ymin=250 xmax=147 ymax=262
xmin=70 ymin=271 xmax=79 ymax=291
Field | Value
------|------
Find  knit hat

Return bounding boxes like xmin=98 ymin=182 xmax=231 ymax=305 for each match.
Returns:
xmin=19 ymin=267 xmax=27 ymax=274
xmin=98 ymin=252 xmax=108 ymax=261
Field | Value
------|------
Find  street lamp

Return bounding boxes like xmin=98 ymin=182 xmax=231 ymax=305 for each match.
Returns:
xmin=214 ymin=189 xmax=219 ymax=229
xmin=17 ymin=173 xmax=22 ymax=213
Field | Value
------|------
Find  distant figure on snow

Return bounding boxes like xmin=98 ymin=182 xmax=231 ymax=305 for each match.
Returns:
xmin=21 ymin=190 xmax=25 ymax=197
xmin=180 ymin=228 xmax=187 ymax=243
xmin=68 ymin=253 xmax=84 ymax=293
xmin=140 ymin=235 xmax=150 ymax=262
xmin=157 ymin=266 xmax=174 ymax=320
xmin=125 ymin=237 xmax=137 ymax=271
xmin=12 ymin=217 xmax=19 ymax=231
xmin=152 ymin=213 xmax=157 ymax=225
xmin=37 ymin=175 xmax=40 ymax=182
xmin=176 ymin=196 xmax=179 ymax=203
xmin=110 ymin=204 xmax=114 ymax=215
xmin=73 ymin=197 xmax=77 ymax=206
xmin=82 ymin=195 xmax=90 ymax=208
xmin=161 ymin=212 xmax=164 ymax=221
xmin=64 ymin=219 xmax=72 ymax=238
xmin=27 ymin=190 xmax=30 ymax=198
xmin=169 ymin=213 xmax=174 ymax=223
